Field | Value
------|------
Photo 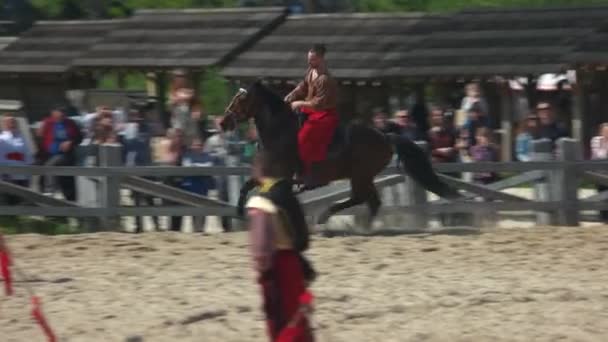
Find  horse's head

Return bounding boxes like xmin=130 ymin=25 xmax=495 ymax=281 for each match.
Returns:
xmin=220 ymin=87 xmax=254 ymax=131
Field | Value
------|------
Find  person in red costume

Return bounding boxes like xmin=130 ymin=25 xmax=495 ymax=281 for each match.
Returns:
xmin=246 ymin=152 xmax=315 ymax=342
xmin=284 ymin=44 xmax=339 ymax=189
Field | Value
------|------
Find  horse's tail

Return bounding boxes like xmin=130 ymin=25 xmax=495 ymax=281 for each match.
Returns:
xmin=389 ymin=134 xmax=461 ymax=199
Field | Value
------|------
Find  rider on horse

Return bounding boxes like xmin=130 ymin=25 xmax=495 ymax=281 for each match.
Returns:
xmin=284 ymin=44 xmax=339 ymax=189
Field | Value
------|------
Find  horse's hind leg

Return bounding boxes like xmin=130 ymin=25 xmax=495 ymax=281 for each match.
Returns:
xmin=366 ymin=186 xmax=381 ymax=228
xmin=317 ymin=196 xmax=366 ymax=226
xmin=316 ymin=178 xmax=373 ymax=225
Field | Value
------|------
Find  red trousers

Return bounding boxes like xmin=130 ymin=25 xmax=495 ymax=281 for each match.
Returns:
xmin=259 ymin=250 xmax=313 ymax=342
xmin=298 ymin=107 xmax=338 ymax=175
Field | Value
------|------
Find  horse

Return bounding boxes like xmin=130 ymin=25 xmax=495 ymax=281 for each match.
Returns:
xmin=219 ymin=80 xmax=460 ymax=227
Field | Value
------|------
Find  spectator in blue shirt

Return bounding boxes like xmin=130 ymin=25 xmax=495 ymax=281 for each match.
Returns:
xmin=515 ymin=114 xmax=540 ymax=162
xmin=181 ymin=138 xmax=217 ymax=232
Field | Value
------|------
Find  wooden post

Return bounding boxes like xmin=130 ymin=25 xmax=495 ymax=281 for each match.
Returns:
xmin=99 ymin=143 xmax=123 ymax=231
xmin=499 ymin=80 xmax=513 ymax=161
xmin=571 ymin=71 xmax=585 ymax=143
xmin=76 ymin=143 xmax=101 ymax=232
xmin=155 ymin=71 xmax=169 ymax=130
xmin=117 ymin=71 xmax=127 ymax=90
xmin=531 ymin=139 xmax=555 ymax=226
xmin=554 ymin=138 xmax=581 ymax=226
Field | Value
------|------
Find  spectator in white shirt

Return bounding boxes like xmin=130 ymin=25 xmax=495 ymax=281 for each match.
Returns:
xmin=0 ymin=114 xmax=34 ymax=205
xmin=590 ymin=122 xmax=608 ymax=222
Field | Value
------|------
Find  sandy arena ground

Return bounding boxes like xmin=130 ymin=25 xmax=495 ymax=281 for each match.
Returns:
xmin=2 ymin=226 xmax=608 ymax=342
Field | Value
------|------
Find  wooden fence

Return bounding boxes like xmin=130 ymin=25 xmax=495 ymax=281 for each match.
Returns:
xmin=1 ymin=138 xmax=608 ymax=231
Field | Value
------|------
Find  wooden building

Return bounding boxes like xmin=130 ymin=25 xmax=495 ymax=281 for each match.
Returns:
xmin=0 ymin=20 xmax=120 ymax=121
xmin=223 ymin=5 xmax=608 ymax=160
xmin=382 ymin=5 xmax=608 ymax=159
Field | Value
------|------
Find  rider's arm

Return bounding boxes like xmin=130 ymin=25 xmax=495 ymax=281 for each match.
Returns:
xmin=284 ymin=80 xmax=308 ymax=103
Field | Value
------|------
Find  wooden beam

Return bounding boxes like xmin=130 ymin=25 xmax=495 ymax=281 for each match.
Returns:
xmin=582 ymin=190 xmax=608 ymax=203
xmin=302 ymin=175 xmax=405 ymax=210
xmin=432 ymin=170 xmax=544 ymax=204
xmin=0 ymin=180 xmax=79 ymax=207
xmin=0 ymin=206 xmax=237 ymax=217
xmin=582 ymin=171 xmax=608 ymax=188
xmin=438 ymin=174 xmax=530 ymax=202
xmin=121 ymin=176 xmax=234 ymax=209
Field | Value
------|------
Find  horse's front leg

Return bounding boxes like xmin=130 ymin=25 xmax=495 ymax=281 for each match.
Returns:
xmin=237 ymin=177 xmax=259 ymax=217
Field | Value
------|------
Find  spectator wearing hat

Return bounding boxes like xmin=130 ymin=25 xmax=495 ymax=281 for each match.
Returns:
xmin=536 ymin=102 xmax=569 ymax=143
xmin=37 ymin=106 xmax=83 ymax=201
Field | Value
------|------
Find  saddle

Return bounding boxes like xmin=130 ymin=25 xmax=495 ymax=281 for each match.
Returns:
xmin=296 ymin=111 xmax=347 ymax=161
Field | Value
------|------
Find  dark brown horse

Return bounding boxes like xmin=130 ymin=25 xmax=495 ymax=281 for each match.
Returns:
xmin=220 ymin=81 xmax=460 ymax=226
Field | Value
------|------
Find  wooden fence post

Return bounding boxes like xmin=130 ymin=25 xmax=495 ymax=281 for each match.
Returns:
xmin=99 ymin=143 xmax=122 ymax=231
xmin=555 ymin=138 xmax=581 ymax=226
xmin=531 ymin=138 xmax=556 ymax=226
xmin=76 ymin=144 xmax=100 ymax=232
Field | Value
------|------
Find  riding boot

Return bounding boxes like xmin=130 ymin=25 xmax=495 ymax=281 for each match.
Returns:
xmin=301 ymin=164 xmax=329 ymax=191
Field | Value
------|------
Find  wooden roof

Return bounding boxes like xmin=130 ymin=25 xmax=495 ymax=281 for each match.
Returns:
xmin=384 ymin=6 xmax=608 ymax=78
xmin=0 ymin=37 xmax=16 ymax=51
xmin=0 ymin=20 xmax=119 ymax=74
xmin=566 ymin=14 xmax=608 ymax=66
xmin=73 ymin=7 xmax=287 ymax=70
xmin=223 ymin=5 xmax=608 ymax=80
xmin=221 ymin=12 xmax=446 ymax=80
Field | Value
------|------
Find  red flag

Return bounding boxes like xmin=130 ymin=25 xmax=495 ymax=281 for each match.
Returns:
xmin=31 ymin=296 xmax=57 ymax=342
xmin=0 ymin=235 xmax=12 ymax=296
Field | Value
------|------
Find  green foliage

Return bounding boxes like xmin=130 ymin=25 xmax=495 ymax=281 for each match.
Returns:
xmin=98 ymin=72 xmax=147 ymax=90
xmin=352 ymin=0 xmax=608 ymax=12
xmin=23 ymin=0 xmax=608 ymax=20
xmin=29 ymin=0 xmax=64 ymax=18
xmin=200 ymin=67 xmax=230 ymax=116
xmin=424 ymin=0 xmax=608 ymax=12
xmin=0 ymin=216 xmax=81 ymax=235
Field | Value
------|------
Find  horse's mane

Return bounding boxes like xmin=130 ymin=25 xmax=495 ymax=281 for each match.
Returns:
xmin=250 ymin=80 xmax=293 ymax=120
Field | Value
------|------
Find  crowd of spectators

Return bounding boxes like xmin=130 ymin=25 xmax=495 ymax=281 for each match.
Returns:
xmin=373 ymin=82 xmax=576 ymax=185
xmin=3 ymin=77 xmax=608 ymax=227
